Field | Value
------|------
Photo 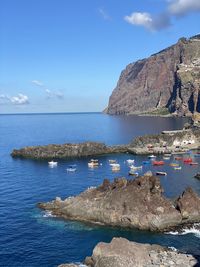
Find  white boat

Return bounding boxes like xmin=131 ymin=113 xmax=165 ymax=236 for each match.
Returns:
xmin=66 ymin=165 xmax=77 ymax=172
xmin=148 ymin=155 xmax=156 ymax=159
xmin=112 ymin=166 xmax=120 ymax=172
xmin=109 ymin=159 xmax=117 ymax=164
xmin=126 ymin=159 xmax=135 ymax=164
xmin=163 ymin=156 xmax=170 ymax=160
xmin=110 ymin=163 xmax=120 ymax=167
xmin=174 ymin=166 xmax=182 ymax=170
xmin=130 ymin=165 xmax=142 ymax=170
xmin=48 ymin=160 xmax=58 ymax=167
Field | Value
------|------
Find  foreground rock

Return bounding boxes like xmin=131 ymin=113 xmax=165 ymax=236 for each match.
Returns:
xmin=11 ymin=142 xmax=128 ymax=159
xmin=38 ymin=175 xmax=200 ymax=232
xmin=59 ymin=238 xmax=197 ymax=267
xmin=106 ymin=34 xmax=200 ymax=116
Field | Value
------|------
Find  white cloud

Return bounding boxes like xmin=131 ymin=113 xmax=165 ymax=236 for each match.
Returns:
xmin=124 ymin=12 xmax=153 ymax=29
xmin=10 ymin=94 xmax=29 ymax=105
xmin=124 ymin=0 xmax=200 ymax=32
xmin=98 ymin=8 xmax=111 ymax=20
xmin=169 ymin=0 xmax=200 ymax=16
xmin=31 ymin=80 xmax=44 ymax=87
xmin=0 ymin=93 xmax=29 ymax=105
xmin=32 ymin=80 xmax=64 ymax=99
xmin=124 ymin=12 xmax=170 ymax=31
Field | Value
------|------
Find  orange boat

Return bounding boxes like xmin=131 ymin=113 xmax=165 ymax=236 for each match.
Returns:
xmin=174 ymin=157 xmax=182 ymax=160
xmin=153 ymin=161 xmax=164 ymax=166
xmin=183 ymin=158 xmax=193 ymax=163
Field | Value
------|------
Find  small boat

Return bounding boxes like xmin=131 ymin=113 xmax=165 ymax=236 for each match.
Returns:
xmin=174 ymin=166 xmax=182 ymax=170
xmin=169 ymin=163 xmax=179 ymax=167
xmin=164 ymin=154 xmax=171 ymax=157
xmin=66 ymin=165 xmax=77 ymax=172
xmin=152 ymin=161 xmax=164 ymax=166
xmin=174 ymin=157 xmax=183 ymax=160
xmin=194 ymin=154 xmax=200 ymax=157
xmin=156 ymin=171 xmax=167 ymax=176
xmin=163 ymin=156 xmax=170 ymax=160
xmin=130 ymin=165 xmax=142 ymax=170
xmin=48 ymin=160 xmax=58 ymax=167
xmin=110 ymin=163 xmax=120 ymax=167
xmin=129 ymin=171 xmax=139 ymax=176
xmin=88 ymin=159 xmax=99 ymax=168
xmin=183 ymin=158 xmax=193 ymax=163
xmin=190 ymin=162 xmax=198 ymax=166
xmin=126 ymin=159 xmax=135 ymax=164
xmin=148 ymin=155 xmax=156 ymax=159
xmin=111 ymin=163 xmax=120 ymax=172
xmin=109 ymin=159 xmax=117 ymax=164
xmin=142 ymin=161 xmax=150 ymax=164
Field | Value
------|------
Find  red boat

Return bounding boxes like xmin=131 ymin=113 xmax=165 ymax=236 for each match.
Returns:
xmin=183 ymin=158 xmax=193 ymax=163
xmin=153 ymin=161 xmax=164 ymax=166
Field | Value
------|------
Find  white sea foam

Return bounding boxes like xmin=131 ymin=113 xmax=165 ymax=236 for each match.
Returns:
xmin=166 ymin=223 xmax=200 ymax=238
xmin=43 ymin=211 xmax=56 ymax=218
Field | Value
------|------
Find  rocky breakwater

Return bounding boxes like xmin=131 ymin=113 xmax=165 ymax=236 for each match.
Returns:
xmin=11 ymin=142 xmax=128 ymax=159
xmin=59 ymin=238 xmax=198 ymax=267
xmin=38 ymin=175 xmax=200 ymax=232
xmin=129 ymin=128 xmax=200 ymax=154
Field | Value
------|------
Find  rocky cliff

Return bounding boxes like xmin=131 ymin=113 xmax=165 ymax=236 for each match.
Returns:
xmin=106 ymin=35 xmax=200 ymax=116
xmin=38 ymin=175 xmax=200 ymax=232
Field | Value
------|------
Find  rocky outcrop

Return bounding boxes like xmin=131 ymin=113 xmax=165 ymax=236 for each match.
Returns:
xmin=85 ymin=238 xmax=197 ymax=267
xmin=38 ymin=175 xmax=200 ymax=232
xmin=58 ymin=238 xmax=197 ymax=267
xmin=11 ymin=142 xmax=128 ymax=159
xmin=106 ymin=35 xmax=200 ymax=116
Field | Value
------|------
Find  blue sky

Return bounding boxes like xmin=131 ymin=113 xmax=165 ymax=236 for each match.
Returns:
xmin=0 ymin=0 xmax=200 ymax=113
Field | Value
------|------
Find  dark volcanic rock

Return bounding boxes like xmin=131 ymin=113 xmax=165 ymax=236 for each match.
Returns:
xmin=106 ymin=35 xmax=200 ymax=116
xmin=38 ymin=175 xmax=200 ymax=232
xmin=11 ymin=142 xmax=128 ymax=159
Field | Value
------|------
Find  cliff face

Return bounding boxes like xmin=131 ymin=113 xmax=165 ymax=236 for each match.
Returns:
xmin=106 ymin=35 xmax=200 ymax=116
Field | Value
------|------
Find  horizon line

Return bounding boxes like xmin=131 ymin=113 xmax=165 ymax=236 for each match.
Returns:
xmin=0 ymin=111 xmax=103 ymax=116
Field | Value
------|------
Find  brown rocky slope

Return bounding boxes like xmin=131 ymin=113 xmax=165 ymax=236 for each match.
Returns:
xmin=106 ymin=34 xmax=200 ymax=116
xmin=38 ymin=175 xmax=200 ymax=232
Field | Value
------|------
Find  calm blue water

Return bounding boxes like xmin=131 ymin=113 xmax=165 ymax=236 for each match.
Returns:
xmin=1 ymin=113 xmax=200 ymax=267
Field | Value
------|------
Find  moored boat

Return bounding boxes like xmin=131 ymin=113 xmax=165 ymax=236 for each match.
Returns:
xmin=148 ymin=155 xmax=156 ymax=159
xmin=183 ymin=158 xmax=193 ymax=163
xmin=169 ymin=163 xmax=179 ymax=167
xmin=142 ymin=161 xmax=150 ymax=164
xmin=126 ymin=159 xmax=135 ymax=164
xmin=66 ymin=165 xmax=77 ymax=172
xmin=130 ymin=165 xmax=142 ymax=170
xmin=88 ymin=159 xmax=99 ymax=168
xmin=174 ymin=166 xmax=182 ymax=170
xmin=128 ymin=171 xmax=139 ymax=176
xmin=48 ymin=160 xmax=58 ymax=167
xmin=156 ymin=171 xmax=167 ymax=176
xmin=190 ymin=162 xmax=198 ymax=166
xmin=152 ymin=161 xmax=164 ymax=166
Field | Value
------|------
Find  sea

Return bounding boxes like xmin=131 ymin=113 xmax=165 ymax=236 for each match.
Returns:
xmin=1 ymin=112 xmax=200 ymax=267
